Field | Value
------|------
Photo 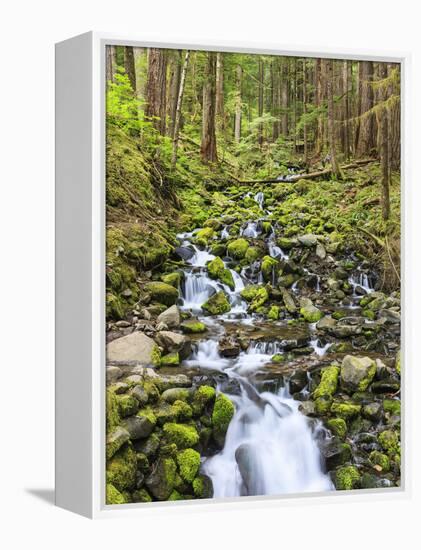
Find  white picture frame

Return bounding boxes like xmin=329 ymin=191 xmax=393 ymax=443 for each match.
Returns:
xmin=55 ymin=31 xmax=410 ymax=519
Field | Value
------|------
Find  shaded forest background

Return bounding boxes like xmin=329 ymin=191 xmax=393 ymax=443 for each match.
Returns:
xmin=105 ymin=46 xmax=401 ymax=321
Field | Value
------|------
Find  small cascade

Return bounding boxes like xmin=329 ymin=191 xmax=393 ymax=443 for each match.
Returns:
xmin=349 ymin=271 xmax=375 ymax=295
xmin=241 ymin=221 xmax=260 ymax=238
xmin=268 ymin=228 xmax=288 ymax=260
xmin=254 ymin=191 xmax=265 ymax=209
xmin=181 ymin=269 xmax=220 ymax=312
xmin=309 ymin=338 xmax=331 ymax=357
xmin=221 ymin=226 xmax=230 ymax=240
xmin=186 ymin=245 xmax=215 ymax=267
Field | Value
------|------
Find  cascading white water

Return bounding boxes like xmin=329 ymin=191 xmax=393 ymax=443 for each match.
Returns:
xmin=268 ymin=228 xmax=288 ymax=260
xmin=254 ymin=191 xmax=265 ymax=210
xmin=221 ymin=226 xmax=230 ymax=240
xmin=349 ymin=272 xmax=374 ymax=294
xmin=241 ymin=221 xmax=260 ymax=238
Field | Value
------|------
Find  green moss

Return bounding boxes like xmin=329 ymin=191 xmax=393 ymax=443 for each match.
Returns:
xmin=192 ymin=475 xmax=213 ymax=498
xmin=106 ymin=426 xmax=130 ymax=460
xmin=245 ymin=246 xmax=261 ymax=263
xmin=249 ymin=287 xmax=269 ymax=312
xmin=212 ymin=393 xmax=235 ymax=446
xmin=378 ymin=430 xmax=400 ymax=456
xmin=163 ymin=422 xmax=200 ymax=449
xmin=327 ymin=417 xmax=347 ymax=439
xmin=313 ymin=366 xmax=340 ymax=399
xmin=161 ymin=272 xmax=182 ymax=288
xmin=176 ymin=448 xmax=201 ymax=483
xmin=160 ymin=352 xmax=180 ymax=367
xmin=278 ymin=273 xmax=296 ymax=288
xmin=116 ymin=394 xmax=139 ymax=417
xmin=362 ymin=309 xmax=376 ymax=320
xmin=171 ymin=400 xmax=193 ymax=421
xmin=315 ymin=396 xmax=333 ymax=415
xmin=334 ymin=465 xmax=361 ymax=490
xmin=143 ymin=380 xmax=160 ymax=402
xmin=271 ymin=353 xmax=285 ymax=363
xmin=195 ymin=227 xmax=215 ymax=242
xmin=207 ymin=256 xmax=234 ymax=290
xmin=369 ymin=451 xmax=390 ymax=472
xmin=201 ymin=291 xmax=231 ymax=315
xmin=137 ymin=407 xmax=157 ymax=427
xmin=168 ymin=490 xmax=183 ymax=501
xmin=395 ymin=350 xmax=401 ymax=375
xmin=192 ymin=385 xmax=216 ymax=416
xmin=106 ymin=483 xmax=127 ymax=505
xmin=267 ymin=305 xmax=280 ymax=320
xmin=144 ymin=281 xmax=179 ymax=306
xmin=132 ymin=488 xmax=152 ymax=503
xmin=106 ymin=388 xmax=120 ymax=432
xmin=330 ymin=401 xmax=362 ymax=419
xmin=227 ymin=238 xmax=249 ymax=260
xmin=383 ymin=399 xmax=401 ymax=416
xmin=261 ymin=256 xmax=278 ymax=282
xmin=300 ymin=303 xmax=323 ymax=323
xmin=180 ymin=319 xmax=207 ymax=333
xmin=106 ymin=443 xmax=137 ymax=492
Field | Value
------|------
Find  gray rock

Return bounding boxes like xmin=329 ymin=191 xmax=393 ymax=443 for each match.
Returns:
xmin=299 ymin=400 xmax=316 ymax=416
xmin=161 ymin=387 xmax=191 ymax=403
xmin=123 ymin=415 xmax=155 ymax=440
xmin=298 ymin=234 xmax=318 ymax=247
xmin=106 ymin=426 xmax=130 ymax=459
xmin=155 ymin=330 xmax=191 ymax=359
xmin=155 ymin=321 xmax=169 ymax=331
xmin=157 ymin=305 xmax=181 ymax=329
xmin=106 ymin=332 xmax=160 ymax=365
xmin=281 ymin=288 xmax=296 ymax=313
xmin=146 ymin=457 xmax=177 ymax=500
xmin=219 ymin=337 xmax=241 ymax=357
xmin=362 ymin=402 xmax=383 ymax=422
xmin=378 ymin=309 xmax=401 ymax=324
xmin=321 ymin=438 xmax=352 ymax=470
xmin=316 ymin=316 xmax=337 ymax=330
xmin=316 ymin=242 xmax=327 ymax=259
xmin=130 ymin=385 xmax=149 ymax=405
xmin=341 ymin=355 xmax=376 ymax=392
xmin=327 ymin=324 xmax=362 ymax=338
xmin=106 ymin=366 xmax=123 ymax=384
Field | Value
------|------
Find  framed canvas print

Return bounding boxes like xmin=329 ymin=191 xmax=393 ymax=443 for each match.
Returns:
xmin=55 ymin=32 xmax=408 ymax=518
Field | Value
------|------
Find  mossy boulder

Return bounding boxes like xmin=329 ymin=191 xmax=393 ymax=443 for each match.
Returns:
xmin=145 ymin=457 xmax=177 ymax=500
xmin=106 ymin=443 xmax=137 ymax=492
xmin=192 ymin=385 xmax=216 ymax=415
xmin=245 ymin=246 xmax=262 ymax=263
xmin=369 ymin=451 xmax=390 ymax=472
xmin=240 ymin=285 xmax=269 ymax=312
xmin=106 ymin=426 xmax=130 ymax=460
xmin=227 ymin=238 xmax=249 ymax=260
xmin=176 ymin=448 xmax=201 ymax=483
xmin=163 ymin=422 xmax=200 ymax=449
xmin=106 ymin=483 xmax=127 ymax=505
xmin=192 ymin=474 xmax=214 ymax=498
xmin=383 ymin=399 xmax=400 ymax=416
xmin=201 ymin=291 xmax=231 ymax=315
xmin=107 ymin=332 xmax=161 ymax=366
xmin=261 ymin=256 xmax=278 ymax=282
xmin=330 ymin=401 xmax=362 ymax=419
xmin=241 ymin=284 xmax=262 ymax=301
xmin=322 ymin=439 xmax=352 ymax=469
xmin=160 ymin=352 xmax=180 ymax=367
xmin=106 ymin=388 xmax=120 ymax=432
xmin=315 ymin=395 xmax=333 ymax=415
xmin=180 ymin=319 xmax=207 ymax=334
xmin=300 ymin=297 xmax=323 ymax=323
xmin=340 ymin=355 xmax=376 ymax=392
xmin=334 ymin=465 xmax=361 ymax=490
xmin=195 ymin=227 xmax=215 ymax=243
xmin=132 ymin=488 xmax=152 ymax=503
xmin=116 ymin=394 xmax=139 ymax=417
xmin=144 ymin=281 xmax=179 ymax=306
xmin=207 ymin=256 xmax=235 ymax=290
xmin=313 ymin=366 xmax=340 ymax=399
xmin=378 ymin=430 xmax=400 ymax=456
xmin=212 ymin=393 xmax=235 ymax=447
xmin=326 ymin=418 xmax=347 ymax=439
xmin=171 ymin=400 xmax=193 ymax=422
xmin=267 ymin=305 xmax=280 ymax=320
xmin=277 ymin=237 xmax=297 ymax=250
xmin=161 ymin=272 xmax=182 ymax=288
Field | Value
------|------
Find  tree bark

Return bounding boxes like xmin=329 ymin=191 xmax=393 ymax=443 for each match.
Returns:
xmin=281 ymin=59 xmax=289 ymax=136
xmin=326 ymin=59 xmax=342 ymax=178
xmin=216 ymin=52 xmax=225 ymax=129
xmin=106 ymin=45 xmax=117 ymax=83
xmin=171 ymin=51 xmax=190 ymax=169
xmin=124 ymin=46 xmax=136 ymax=93
xmin=258 ymin=58 xmax=264 ymax=147
xmin=355 ymin=61 xmax=376 ymax=157
xmin=201 ymin=52 xmax=218 ymax=163
xmin=234 ymin=64 xmax=242 ymax=143
xmin=168 ymin=50 xmax=182 ymax=138
xmin=303 ymin=59 xmax=308 ymax=167
xmin=378 ymin=62 xmax=391 ymax=220
xmin=145 ymin=48 xmax=168 ymax=135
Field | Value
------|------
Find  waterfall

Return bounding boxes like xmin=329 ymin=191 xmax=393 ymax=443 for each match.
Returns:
xmin=241 ymin=221 xmax=260 ymax=238
xmin=221 ymin=226 xmax=230 ymax=240
xmin=348 ymin=272 xmax=375 ymax=294
xmin=254 ymin=191 xmax=264 ymax=209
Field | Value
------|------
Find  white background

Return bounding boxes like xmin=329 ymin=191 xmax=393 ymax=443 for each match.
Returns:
xmin=1 ymin=0 xmax=419 ymax=548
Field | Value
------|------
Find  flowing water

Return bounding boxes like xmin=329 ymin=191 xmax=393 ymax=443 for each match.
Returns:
xmin=177 ymin=211 xmax=334 ymax=497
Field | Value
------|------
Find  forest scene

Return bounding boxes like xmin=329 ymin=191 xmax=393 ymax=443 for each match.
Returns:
xmin=105 ymin=45 xmax=401 ymax=506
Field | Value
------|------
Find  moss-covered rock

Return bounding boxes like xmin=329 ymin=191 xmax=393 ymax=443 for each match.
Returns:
xmin=330 ymin=401 xmax=362 ymax=419
xmin=378 ymin=430 xmax=400 ymax=456
xmin=340 ymin=355 xmax=376 ymax=392
xmin=313 ymin=366 xmax=340 ymax=399
xmin=176 ymin=448 xmax=201 ymax=483
xmin=106 ymin=483 xmax=127 ymax=505
xmin=315 ymin=395 xmax=333 ymax=415
xmin=106 ymin=443 xmax=137 ymax=492
xmin=145 ymin=457 xmax=177 ymax=500
xmin=261 ymin=256 xmax=278 ymax=282
xmin=180 ymin=319 xmax=207 ymax=334
xmin=116 ymin=394 xmax=139 ymax=417
xmin=369 ymin=451 xmax=391 ymax=472
xmin=163 ymin=422 xmax=200 ymax=449
xmin=195 ymin=227 xmax=215 ymax=242
xmin=227 ymin=238 xmax=249 ymax=260
xmin=160 ymin=352 xmax=180 ymax=367
xmin=106 ymin=426 xmax=130 ymax=460
xmin=144 ymin=281 xmax=179 ymax=306
xmin=383 ymin=399 xmax=401 ymax=416
xmin=192 ymin=474 xmax=214 ymax=498
xmin=300 ymin=298 xmax=323 ymax=323
xmin=171 ymin=400 xmax=193 ymax=422
xmin=161 ymin=272 xmax=182 ymax=288
xmin=192 ymin=385 xmax=216 ymax=416
xmin=271 ymin=353 xmax=285 ymax=363
xmin=334 ymin=465 xmax=361 ymax=490
xmin=132 ymin=488 xmax=152 ymax=503
xmin=207 ymin=256 xmax=234 ymax=290
xmin=201 ymin=291 xmax=231 ymax=315
xmin=212 ymin=393 xmax=235 ymax=447
xmin=106 ymin=388 xmax=120 ymax=432
xmin=245 ymin=246 xmax=262 ymax=263
xmin=267 ymin=305 xmax=280 ymax=320
xmin=326 ymin=418 xmax=347 ymax=439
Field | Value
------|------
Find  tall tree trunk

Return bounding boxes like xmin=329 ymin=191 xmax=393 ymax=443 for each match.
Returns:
xmin=281 ymin=59 xmax=289 ymax=136
xmin=388 ymin=63 xmax=401 ymax=171
xmin=378 ymin=62 xmax=391 ymax=220
xmin=124 ymin=46 xmax=136 ymax=92
xmin=258 ymin=58 xmax=264 ymax=147
xmin=315 ymin=58 xmax=325 ymax=156
xmin=216 ymin=52 xmax=225 ymax=130
xmin=326 ymin=59 xmax=342 ymax=178
xmin=234 ymin=64 xmax=242 ymax=143
xmin=171 ymin=51 xmax=190 ymax=169
xmin=303 ymin=59 xmax=308 ymax=167
xmin=293 ymin=58 xmax=298 ymax=153
xmin=168 ymin=50 xmax=182 ymax=138
xmin=342 ymin=60 xmax=350 ymax=159
xmin=355 ymin=61 xmax=376 ymax=157
xmin=272 ymin=59 xmax=281 ymax=141
xmin=106 ymin=45 xmax=117 ymax=83
xmin=145 ymin=48 xmax=168 ymax=135
xmin=201 ymin=52 xmax=218 ymax=163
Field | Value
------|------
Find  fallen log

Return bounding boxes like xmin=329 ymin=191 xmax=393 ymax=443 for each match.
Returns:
xmin=237 ymin=158 xmax=377 ymax=185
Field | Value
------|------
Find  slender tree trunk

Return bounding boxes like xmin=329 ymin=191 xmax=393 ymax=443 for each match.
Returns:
xmin=378 ymin=62 xmax=391 ymax=220
xmin=355 ymin=61 xmax=376 ymax=157
xmin=201 ymin=52 xmax=218 ymax=163
xmin=124 ymin=46 xmax=136 ymax=92
xmin=168 ymin=51 xmax=182 ymax=138
xmin=106 ymin=45 xmax=116 ymax=83
xmin=234 ymin=64 xmax=242 ymax=143
xmin=303 ymin=59 xmax=308 ymax=167
xmin=258 ymin=58 xmax=264 ymax=147
xmin=281 ymin=59 xmax=289 ymax=137
xmin=171 ymin=51 xmax=190 ymax=169
xmin=388 ymin=63 xmax=401 ymax=170
xmin=342 ymin=60 xmax=350 ymax=159
xmin=326 ymin=59 xmax=342 ymax=178
xmin=216 ymin=52 xmax=225 ymax=130
xmin=145 ymin=48 xmax=168 ymax=135
xmin=272 ymin=59 xmax=281 ymax=141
